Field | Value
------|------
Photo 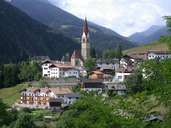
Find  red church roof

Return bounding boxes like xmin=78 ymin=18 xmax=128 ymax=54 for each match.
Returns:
xmin=83 ymin=17 xmax=89 ymax=36
xmin=71 ymin=50 xmax=84 ymax=61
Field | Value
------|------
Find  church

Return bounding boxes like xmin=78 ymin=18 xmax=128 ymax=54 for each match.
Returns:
xmin=71 ymin=18 xmax=91 ymax=67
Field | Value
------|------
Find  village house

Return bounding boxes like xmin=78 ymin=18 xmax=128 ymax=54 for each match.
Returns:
xmin=81 ymin=79 xmax=105 ymax=93
xmin=96 ymin=58 xmax=119 ymax=71
xmin=19 ymin=87 xmax=80 ymax=109
xmin=89 ymin=70 xmax=104 ymax=80
xmin=42 ymin=60 xmax=80 ymax=79
xmin=104 ymin=81 xmax=127 ymax=96
xmin=113 ymin=72 xmax=131 ymax=83
xmin=120 ymin=55 xmax=136 ymax=70
xmin=147 ymin=50 xmax=171 ymax=60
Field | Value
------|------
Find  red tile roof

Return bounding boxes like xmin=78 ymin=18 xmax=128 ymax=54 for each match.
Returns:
xmin=83 ymin=17 xmax=89 ymax=36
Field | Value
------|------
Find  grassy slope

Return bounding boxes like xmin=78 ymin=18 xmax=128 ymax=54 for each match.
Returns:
xmin=0 ymin=84 xmax=28 ymax=106
xmin=124 ymin=42 xmax=169 ymax=55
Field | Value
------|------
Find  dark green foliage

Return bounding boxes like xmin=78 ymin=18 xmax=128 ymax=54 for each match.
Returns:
xmin=0 ymin=64 xmax=4 ymax=87
xmin=84 ymin=57 xmax=96 ymax=73
xmin=61 ymin=53 xmax=70 ymax=62
xmin=90 ymin=48 xmax=97 ymax=58
xmin=0 ymin=100 xmax=9 ymax=127
xmin=159 ymin=36 xmax=171 ymax=50
xmin=103 ymin=49 xmax=116 ymax=59
xmin=0 ymin=100 xmax=18 ymax=127
xmin=125 ymin=70 xmax=144 ymax=93
xmin=0 ymin=0 xmax=79 ymax=64
xmin=0 ymin=61 xmax=41 ymax=88
xmin=102 ymin=46 xmax=123 ymax=59
xmin=14 ymin=112 xmax=36 ymax=128
xmin=56 ymin=96 xmax=121 ymax=128
xmin=116 ymin=44 xmax=123 ymax=60
xmin=164 ymin=16 xmax=171 ymax=31
xmin=18 ymin=61 xmax=41 ymax=82
xmin=3 ymin=64 xmax=20 ymax=88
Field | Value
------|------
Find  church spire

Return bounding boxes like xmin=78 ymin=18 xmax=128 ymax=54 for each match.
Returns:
xmin=83 ymin=17 xmax=89 ymax=36
xmin=81 ymin=17 xmax=90 ymax=61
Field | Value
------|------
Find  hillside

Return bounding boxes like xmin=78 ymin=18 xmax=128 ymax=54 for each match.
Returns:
xmin=0 ymin=0 xmax=79 ymax=63
xmin=129 ymin=25 xmax=171 ymax=45
xmin=10 ymin=0 xmax=136 ymax=52
xmin=124 ymin=36 xmax=171 ymax=55
xmin=0 ymin=84 xmax=28 ymax=105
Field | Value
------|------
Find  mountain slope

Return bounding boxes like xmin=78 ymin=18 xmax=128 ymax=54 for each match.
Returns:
xmin=10 ymin=0 xmax=135 ymax=52
xmin=0 ymin=0 xmax=79 ymax=64
xmin=124 ymin=36 xmax=171 ymax=55
xmin=129 ymin=25 xmax=171 ymax=45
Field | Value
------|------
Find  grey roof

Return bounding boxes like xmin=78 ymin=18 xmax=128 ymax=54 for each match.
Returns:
xmin=65 ymin=93 xmax=80 ymax=98
xmin=49 ymin=98 xmax=63 ymax=103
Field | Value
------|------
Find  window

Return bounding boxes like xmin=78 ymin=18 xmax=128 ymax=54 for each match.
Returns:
xmin=118 ymin=76 xmax=122 ymax=79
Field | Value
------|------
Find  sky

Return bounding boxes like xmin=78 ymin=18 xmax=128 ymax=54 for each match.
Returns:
xmin=49 ymin=0 xmax=171 ymax=36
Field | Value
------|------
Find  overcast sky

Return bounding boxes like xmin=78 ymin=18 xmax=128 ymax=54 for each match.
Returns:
xmin=49 ymin=0 xmax=171 ymax=36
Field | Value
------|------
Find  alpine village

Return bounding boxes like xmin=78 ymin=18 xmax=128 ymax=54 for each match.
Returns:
xmin=0 ymin=0 xmax=171 ymax=128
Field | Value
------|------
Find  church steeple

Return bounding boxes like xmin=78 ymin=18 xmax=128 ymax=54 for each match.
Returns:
xmin=83 ymin=17 xmax=89 ymax=37
xmin=81 ymin=17 xmax=90 ymax=60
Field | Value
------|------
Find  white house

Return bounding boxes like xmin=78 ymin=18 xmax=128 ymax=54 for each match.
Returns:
xmin=48 ymin=64 xmax=80 ymax=79
xmin=42 ymin=60 xmax=52 ymax=77
xmin=147 ymin=51 xmax=171 ymax=60
xmin=42 ymin=60 xmax=80 ymax=79
xmin=113 ymin=72 xmax=131 ymax=83
xmin=64 ymin=69 xmax=80 ymax=78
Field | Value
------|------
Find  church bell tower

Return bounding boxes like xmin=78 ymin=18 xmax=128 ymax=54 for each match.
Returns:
xmin=81 ymin=17 xmax=90 ymax=61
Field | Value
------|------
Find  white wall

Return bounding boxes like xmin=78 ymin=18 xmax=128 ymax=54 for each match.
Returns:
xmin=50 ymin=67 xmax=60 ymax=78
xmin=113 ymin=72 xmax=131 ymax=83
xmin=148 ymin=53 xmax=171 ymax=60
xmin=42 ymin=63 xmax=51 ymax=77
xmin=64 ymin=69 xmax=80 ymax=78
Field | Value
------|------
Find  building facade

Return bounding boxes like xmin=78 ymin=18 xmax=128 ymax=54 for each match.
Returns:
xmin=147 ymin=51 xmax=171 ymax=60
xmin=20 ymin=87 xmax=79 ymax=109
xmin=42 ymin=60 xmax=80 ymax=79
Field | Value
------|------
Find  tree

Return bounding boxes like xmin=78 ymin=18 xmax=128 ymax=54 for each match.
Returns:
xmin=0 ymin=100 xmax=9 ymax=127
xmin=18 ymin=61 xmax=41 ymax=82
xmin=90 ymin=48 xmax=96 ymax=58
xmin=115 ymin=44 xmax=123 ymax=60
xmin=0 ymin=64 xmax=4 ymax=88
xmin=164 ymin=16 xmax=171 ymax=31
xmin=3 ymin=64 xmax=20 ymax=87
xmin=84 ymin=57 xmax=96 ymax=73
xmin=102 ymin=49 xmax=116 ymax=59
xmin=56 ymin=95 xmax=121 ymax=128
xmin=14 ymin=112 xmax=36 ymax=128
xmin=125 ymin=70 xmax=144 ymax=93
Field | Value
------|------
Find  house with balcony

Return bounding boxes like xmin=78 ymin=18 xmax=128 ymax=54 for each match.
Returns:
xmin=19 ymin=87 xmax=80 ymax=109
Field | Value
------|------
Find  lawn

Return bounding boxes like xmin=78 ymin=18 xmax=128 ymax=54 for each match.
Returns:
xmin=0 ymin=84 xmax=28 ymax=106
xmin=123 ymin=42 xmax=169 ymax=55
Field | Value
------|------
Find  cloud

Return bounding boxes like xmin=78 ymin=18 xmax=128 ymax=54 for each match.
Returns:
xmin=49 ymin=0 xmax=171 ymax=36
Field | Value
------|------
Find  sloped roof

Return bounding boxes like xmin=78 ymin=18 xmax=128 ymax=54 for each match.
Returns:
xmin=22 ymin=87 xmax=72 ymax=95
xmin=71 ymin=50 xmax=84 ymax=61
xmin=83 ymin=17 xmax=89 ymax=36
